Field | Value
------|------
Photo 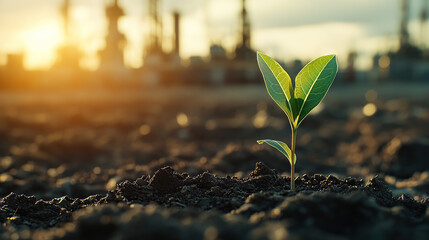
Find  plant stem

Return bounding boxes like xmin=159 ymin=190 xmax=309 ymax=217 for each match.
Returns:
xmin=290 ymin=127 xmax=297 ymax=190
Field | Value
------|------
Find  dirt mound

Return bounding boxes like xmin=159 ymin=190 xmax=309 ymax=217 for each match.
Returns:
xmin=382 ymin=138 xmax=429 ymax=178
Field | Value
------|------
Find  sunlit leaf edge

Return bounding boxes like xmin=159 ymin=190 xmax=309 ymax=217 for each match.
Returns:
xmin=257 ymin=139 xmax=296 ymax=165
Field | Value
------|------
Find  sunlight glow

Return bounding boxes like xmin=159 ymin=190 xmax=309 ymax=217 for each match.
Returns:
xmin=363 ymin=103 xmax=377 ymax=117
xmin=177 ymin=113 xmax=190 ymax=127
xmin=24 ymin=22 xmax=62 ymax=70
xmin=139 ymin=124 xmax=152 ymax=135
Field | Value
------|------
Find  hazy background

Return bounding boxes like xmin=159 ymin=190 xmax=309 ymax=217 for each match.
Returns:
xmin=0 ymin=0 xmax=427 ymax=70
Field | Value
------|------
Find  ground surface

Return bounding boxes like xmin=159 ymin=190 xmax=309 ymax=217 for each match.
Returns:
xmin=1 ymin=83 xmax=429 ymax=239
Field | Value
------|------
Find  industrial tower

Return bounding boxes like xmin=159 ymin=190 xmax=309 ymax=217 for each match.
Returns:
xmin=240 ymin=0 xmax=251 ymax=49
xmin=99 ymin=0 xmax=127 ymax=70
xmin=235 ymin=0 xmax=254 ymax=60
xmin=61 ymin=0 xmax=71 ymax=38
xmin=146 ymin=0 xmax=163 ymax=56
xmin=397 ymin=0 xmax=422 ymax=57
xmin=55 ymin=0 xmax=82 ymax=70
xmin=420 ymin=0 xmax=428 ymax=50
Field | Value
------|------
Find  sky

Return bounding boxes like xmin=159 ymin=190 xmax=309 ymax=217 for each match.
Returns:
xmin=0 ymin=0 xmax=428 ymax=70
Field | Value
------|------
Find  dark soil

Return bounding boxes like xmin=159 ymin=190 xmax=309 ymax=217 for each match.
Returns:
xmin=1 ymin=163 xmax=429 ymax=240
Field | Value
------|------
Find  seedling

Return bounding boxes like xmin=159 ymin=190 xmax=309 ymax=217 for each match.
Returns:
xmin=256 ymin=52 xmax=338 ymax=190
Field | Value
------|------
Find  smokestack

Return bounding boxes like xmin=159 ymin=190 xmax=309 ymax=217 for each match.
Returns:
xmin=400 ymin=0 xmax=410 ymax=49
xmin=147 ymin=0 xmax=161 ymax=54
xmin=241 ymin=0 xmax=250 ymax=48
xmin=61 ymin=0 xmax=70 ymax=39
xmin=420 ymin=0 xmax=428 ymax=49
xmin=173 ymin=11 xmax=180 ymax=56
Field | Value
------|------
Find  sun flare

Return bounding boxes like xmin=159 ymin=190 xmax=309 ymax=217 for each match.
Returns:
xmin=23 ymin=22 xmax=62 ymax=70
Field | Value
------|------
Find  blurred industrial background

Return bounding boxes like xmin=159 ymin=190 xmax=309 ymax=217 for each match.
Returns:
xmin=0 ymin=0 xmax=428 ymax=89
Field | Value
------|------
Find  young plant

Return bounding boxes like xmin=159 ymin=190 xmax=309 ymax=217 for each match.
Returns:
xmin=256 ymin=52 xmax=338 ymax=190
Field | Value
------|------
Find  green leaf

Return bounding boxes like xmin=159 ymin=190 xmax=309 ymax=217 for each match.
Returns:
xmin=294 ymin=55 xmax=338 ymax=126
xmin=257 ymin=139 xmax=296 ymax=165
xmin=256 ymin=52 xmax=294 ymax=124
